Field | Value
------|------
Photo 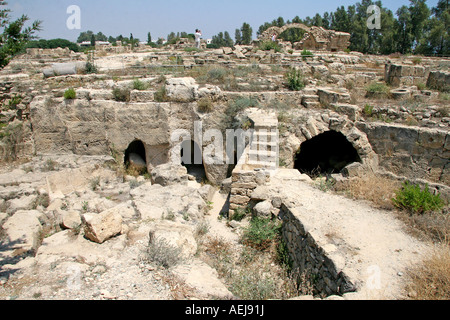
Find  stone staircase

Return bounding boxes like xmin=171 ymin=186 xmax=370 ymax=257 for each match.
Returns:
xmin=301 ymin=87 xmax=321 ymax=109
xmin=228 ymin=108 xmax=279 ymax=211
xmin=246 ymin=108 xmax=279 ymax=171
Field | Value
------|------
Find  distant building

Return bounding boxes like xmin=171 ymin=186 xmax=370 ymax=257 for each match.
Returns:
xmin=79 ymin=41 xmax=111 ymax=47
xmin=206 ymin=39 xmax=212 ymax=45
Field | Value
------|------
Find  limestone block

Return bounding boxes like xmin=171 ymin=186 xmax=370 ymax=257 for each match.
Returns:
xmin=150 ymin=163 xmax=188 ymax=186
xmin=82 ymin=210 xmax=123 ymax=244
xmin=2 ymin=210 xmax=43 ymax=253
xmin=165 ymin=77 xmax=199 ymax=102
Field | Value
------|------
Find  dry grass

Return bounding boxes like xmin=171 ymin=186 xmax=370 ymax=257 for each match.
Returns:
xmin=335 ymin=172 xmax=401 ymax=210
xmin=405 ymin=242 xmax=450 ymax=300
xmin=335 ymin=173 xmax=449 ymax=299
xmin=196 ymin=235 xmax=305 ymax=299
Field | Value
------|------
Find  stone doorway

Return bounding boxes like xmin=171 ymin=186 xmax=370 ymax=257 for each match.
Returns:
xmin=294 ymin=130 xmax=361 ymax=177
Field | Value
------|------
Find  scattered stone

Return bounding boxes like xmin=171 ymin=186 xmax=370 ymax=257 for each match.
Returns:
xmin=82 ymin=210 xmax=123 ymax=244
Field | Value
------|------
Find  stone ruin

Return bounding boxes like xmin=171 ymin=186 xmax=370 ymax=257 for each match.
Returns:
xmin=257 ymin=23 xmax=351 ymax=52
xmin=0 ymin=42 xmax=448 ymax=300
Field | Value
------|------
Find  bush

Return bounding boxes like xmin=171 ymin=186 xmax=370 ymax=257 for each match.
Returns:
xmin=197 ymin=97 xmax=214 ymax=113
xmin=145 ymin=237 xmax=183 ymax=269
xmin=112 ymin=87 xmax=131 ymax=102
xmin=285 ymin=68 xmax=305 ymax=91
xmin=132 ymin=79 xmax=148 ymax=90
xmin=301 ymin=49 xmax=313 ymax=61
xmin=154 ymin=85 xmax=168 ymax=102
xmin=392 ymin=182 xmax=445 ymax=214
xmin=63 ymin=88 xmax=76 ymax=100
xmin=258 ymin=41 xmax=281 ymax=52
xmin=85 ymin=61 xmax=97 ymax=74
xmin=206 ymin=67 xmax=228 ymax=83
xmin=241 ymin=217 xmax=281 ymax=250
xmin=365 ymin=82 xmax=390 ymax=95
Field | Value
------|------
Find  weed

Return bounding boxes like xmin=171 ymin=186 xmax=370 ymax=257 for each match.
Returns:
xmin=241 ymin=217 xmax=281 ymax=251
xmin=197 ymin=97 xmax=214 ymax=113
xmin=285 ymin=68 xmax=305 ymax=91
xmin=63 ymin=88 xmax=76 ymax=100
xmin=31 ymin=192 xmax=50 ymax=209
xmin=154 ymin=85 xmax=168 ymax=102
xmin=89 ymin=176 xmax=101 ymax=191
xmin=112 ymin=87 xmax=131 ymax=102
xmin=392 ymin=181 xmax=445 ymax=215
xmin=230 ymin=207 xmax=249 ymax=222
xmin=132 ymin=79 xmax=148 ymax=91
xmin=145 ymin=237 xmax=183 ymax=269
xmin=258 ymin=41 xmax=281 ymax=52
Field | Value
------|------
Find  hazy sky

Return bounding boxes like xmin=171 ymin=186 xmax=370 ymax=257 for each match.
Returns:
xmin=6 ymin=0 xmax=440 ymax=42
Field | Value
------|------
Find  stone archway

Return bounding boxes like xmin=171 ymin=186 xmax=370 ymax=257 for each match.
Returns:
xmin=124 ymin=139 xmax=147 ymax=174
xmin=295 ymin=130 xmax=361 ymax=176
xmin=258 ymin=24 xmax=350 ymax=52
xmin=292 ymin=115 xmax=379 ymax=175
xmin=259 ymin=23 xmax=311 ymax=42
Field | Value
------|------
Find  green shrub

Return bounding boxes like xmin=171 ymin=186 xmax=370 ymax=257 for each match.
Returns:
xmin=301 ymin=49 xmax=313 ymax=61
xmin=392 ymin=182 xmax=445 ymax=214
xmin=365 ymin=82 xmax=390 ymax=95
xmin=285 ymin=68 xmax=305 ymax=91
xmin=64 ymin=88 xmax=76 ymax=100
xmin=85 ymin=61 xmax=97 ymax=74
xmin=258 ymin=41 xmax=281 ymax=52
xmin=132 ymin=79 xmax=148 ymax=90
xmin=241 ymin=217 xmax=281 ymax=250
xmin=112 ymin=87 xmax=131 ymax=102
xmin=363 ymin=104 xmax=374 ymax=116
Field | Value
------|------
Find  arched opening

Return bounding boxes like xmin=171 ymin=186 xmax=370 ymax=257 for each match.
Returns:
xmin=294 ymin=131 xmax=361 ymax=177
xmin=278 ymin=28 xmax=308 ymax=44
xmin=180 ymin=140 xmax=206 ymax=183
xmin=124 ymin=140 xmax=147 ymax=175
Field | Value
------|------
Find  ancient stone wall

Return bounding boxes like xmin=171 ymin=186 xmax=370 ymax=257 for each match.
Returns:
xmin=279 ymin=204 xmax=356 ymax=297
xmin=427 ymin=70 xmax=450 ymax=92
xmin=384 ymin=63 xmax=429 ymax=87
xmin=357 ymin=122 xmax=450 ymax=194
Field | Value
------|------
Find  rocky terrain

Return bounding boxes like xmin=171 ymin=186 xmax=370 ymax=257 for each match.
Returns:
xmin=0 ymin=42 xmax=448 ymax=300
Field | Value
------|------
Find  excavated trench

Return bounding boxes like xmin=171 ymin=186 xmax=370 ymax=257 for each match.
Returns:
xmin=294 ymin=130 xmax=361 ymax=177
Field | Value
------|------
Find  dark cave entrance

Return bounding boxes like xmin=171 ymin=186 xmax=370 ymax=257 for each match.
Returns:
xmin=124 ymin=140 xmax=147 ymax=174
xmin=180 ymin=140 xmax=206 ymax=183
xmin=294 ymin=131 xmax=361 ymax=177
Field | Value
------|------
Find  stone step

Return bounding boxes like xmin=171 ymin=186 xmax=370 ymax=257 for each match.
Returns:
xmin=248 ymin=150 xmax=278 ymax=159
xmin=302 ymin=101 xmax=321 ymax=109
xmin=302 ymin=94 xmax=320 ymax=102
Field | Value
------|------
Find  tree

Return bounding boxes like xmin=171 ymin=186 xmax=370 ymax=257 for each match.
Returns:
xmin=240 ymin=22 xmax=253 ymax=45
xmin=224 ymin=31 xmax=233 ymax=47
xmin=395 ymin=5 xmax=414 ymax=53
xmin=90 ymin=33 xmax=96 ymax=47
xmin=409 ymin=0 xmax=431 ymax=48
xmin=0 ymin=1 xmax=42 ymax=68
xmin=77 ymin=30 xmax=94 ymax=43
xmin=235 ymin=28 xmax=242 ymax=45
